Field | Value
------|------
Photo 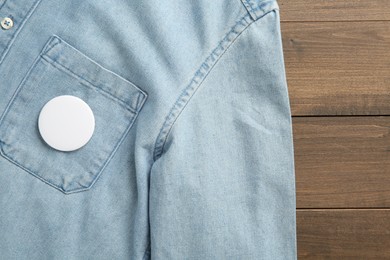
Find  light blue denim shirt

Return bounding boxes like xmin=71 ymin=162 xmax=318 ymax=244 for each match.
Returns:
xmin=0 ymin=0 xmax=296 ymax=259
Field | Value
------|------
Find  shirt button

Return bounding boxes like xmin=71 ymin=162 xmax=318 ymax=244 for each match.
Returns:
xmin=1 ymin=17 xmax=13 ymax=30
xmin=38 ymin=95 xmax=95 ymax=152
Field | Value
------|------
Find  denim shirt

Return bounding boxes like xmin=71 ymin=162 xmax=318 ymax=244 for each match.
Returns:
xmin=0 ymin=0 xmax=297 ymax=259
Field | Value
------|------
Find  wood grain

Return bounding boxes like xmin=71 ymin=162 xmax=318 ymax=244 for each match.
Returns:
xmin=293 ymin=116 xmax=390 ymax=208
xmin=297 ymin=209 xmax=390 ymax=259
xmin=278 ymin=0 xmax=390 ymax=22
xmin=281 ymin=21 xmax=390 ymax=116
xmin=277 ymin=1 xmax=390 ymax=258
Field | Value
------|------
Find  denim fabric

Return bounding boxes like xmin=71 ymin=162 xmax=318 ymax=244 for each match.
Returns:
xmin=0 ymin=0 xmax=296 ymax=259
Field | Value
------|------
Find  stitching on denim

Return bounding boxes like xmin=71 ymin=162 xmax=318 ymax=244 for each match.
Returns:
xmin=0 ymin=38 xmax=143 ymax=194
xmin=248 ymin=0 xmax=258 ymax=13
xmin=136 ymin=89 xmax=149 ymax=114
xmin=152 ymin=13 xmax=252 ymax=161
xmin=257 ymin=0 xmax=278 ymax=13
xmin=42 ymin=34 xmax=148 ymax=111
xmin=40 ymin=55 xmax=139 ymax=114
xmin=240 ymin=0 xmax=256 ymax=20
xmin=0 ymin=0 xmax=42 ymax=65
xmin=241 ymin=0 xmax=278 ymax=20
xmin=0 ymin=143 xmax=75 ymax=193
xmin=0 ymin=109 xmax=140 ymax=194
xmin=41 ymin=36 xmax=62 ymax=57
xmin=71 ymin=106 xmax=141 ymax=194
xmin=152 ymin=6 xmax=277 ymax=162
xmin=0 ymin=102 xmax=140 ymax=194
xmin=0 ymin=33 xmax=52 ymax=125
xmin=48 ymin=34 xmax=149 ymax=97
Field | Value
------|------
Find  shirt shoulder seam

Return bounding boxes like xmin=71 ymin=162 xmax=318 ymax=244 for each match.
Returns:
xmin=151 ymin=12 xmax=253 ymax=162
xmin=152 ymin=4 xmax=277 ymax=162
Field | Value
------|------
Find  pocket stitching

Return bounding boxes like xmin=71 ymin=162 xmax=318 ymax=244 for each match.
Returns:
xmin=0 ymin=64 xmax=141 ymax=194
xmin=40 ymin=55 xmax=139 ymax=115
xmin=43 ymin=35 xmax=148 ymax=112
xmin=0 ymin=35 xmax=147 ymax=194
xmin=0 ymin=100 xmax=139 ymax=194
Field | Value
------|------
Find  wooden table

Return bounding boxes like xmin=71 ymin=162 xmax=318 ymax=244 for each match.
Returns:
xmin=278 ymin=0 xmax=390 ymax=258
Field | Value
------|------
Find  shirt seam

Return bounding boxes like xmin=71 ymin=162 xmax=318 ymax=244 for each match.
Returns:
xmin=152 ymin=6 xmax=276 ymax=162
xmin=152 ymin=13 xmax=251 ymax=162
xmin=240 ymin=0 xmax=278 ymax=20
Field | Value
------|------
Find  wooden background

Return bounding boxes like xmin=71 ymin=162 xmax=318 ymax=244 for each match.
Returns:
xmin=278 ymin=0 xmax=390 ymax=258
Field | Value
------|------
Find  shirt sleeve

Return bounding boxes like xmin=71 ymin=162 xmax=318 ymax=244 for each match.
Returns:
xmin=148 ymin=6 xmax=297 ymax=260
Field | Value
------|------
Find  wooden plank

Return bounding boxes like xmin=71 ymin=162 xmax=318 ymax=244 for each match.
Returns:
xmin=297 ymin=209 xmax=390 ymax=259
xmin=293 ymin=116 xmax=390 ymax=208
xmin=282 ymin=21 xmax=390 ymax=116
xmin=278 ymin=0 xmax=390 ymax=21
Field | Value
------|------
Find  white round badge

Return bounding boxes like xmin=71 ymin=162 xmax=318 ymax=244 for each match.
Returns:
xmin=38 ymin=95 xmax=95 ymax=152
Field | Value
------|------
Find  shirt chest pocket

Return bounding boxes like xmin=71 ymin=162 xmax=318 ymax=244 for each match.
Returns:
xmin=0 ymin=35 xmax=148 ymax=194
